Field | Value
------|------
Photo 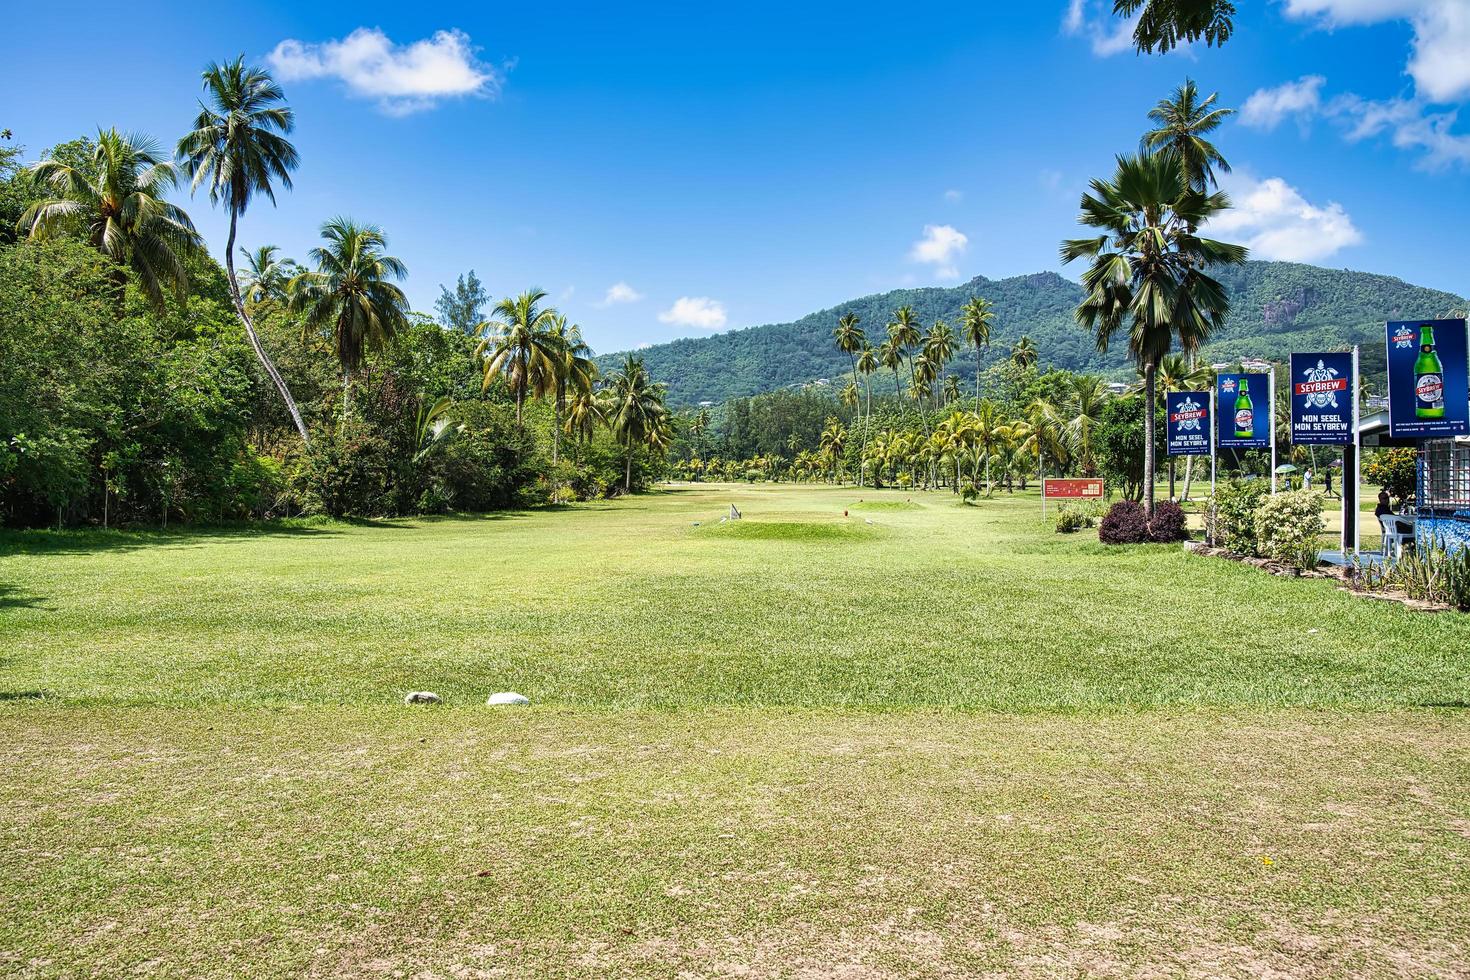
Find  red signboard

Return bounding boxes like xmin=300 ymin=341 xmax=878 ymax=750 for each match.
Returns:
xmin=1043 ymin=478 xmax=1104 ymax=499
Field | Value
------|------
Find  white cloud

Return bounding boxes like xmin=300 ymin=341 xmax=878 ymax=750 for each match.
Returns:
xmin=1284 ymin=1 xmax=1470 ymax=103
xmin=658 ymin=297 xmax=727 ymax=330
xmin=909 ymin=224 xmax=968 ymax=280
xmin=943 ymin=189 xmax=964 ymax=202
xmin=1210 ymin=173 xmax=1364 ymax=263
xmin=1330 ymin=94 xmax=1470 ymax=169
xmin=1062 ymin=0 xmax=1140 ymax=56
xmin=267 ymin=27 xmax=501 ymax=115
xmin=597 ymin=281 xmax=643 ymax=306
xmin=1241 ymin=75 xmax=1327 ymax=130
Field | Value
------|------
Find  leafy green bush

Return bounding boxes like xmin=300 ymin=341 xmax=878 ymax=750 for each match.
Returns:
xmin=1252 ymin=490 xmax=1324 ymax=570
xmin=1363 ymin=448 xmax=1416 ymax=505
xmin=960 ymin=480 xmax=979 ymax=504
xmin=1054 ymin=504 xmax=1095 ymax=534
xmin=1207 ymin=479 xmax=1269 ymax=554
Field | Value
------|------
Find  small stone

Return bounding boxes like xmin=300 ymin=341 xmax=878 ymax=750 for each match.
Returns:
xmin=486 ymin=692 xmax=530 ymax=706
xmin=403 ymin=691 xmax=441 ymax=705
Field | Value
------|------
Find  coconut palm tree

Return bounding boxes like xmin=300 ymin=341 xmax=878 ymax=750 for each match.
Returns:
xmin=888 ymin=306 xmax=922 ymax=410
xmin=1060 ymin=149 xmax=1247 ymax=514
xmin=564 ymin=387 xmax=605 ymax=453
xmin=1143 ymin=79 xmax=1233 ymax=191
xmin=959 ymin=296 xmax=995 ymax=409
xmin=546 ymin=313 xmax=597 ymax=465
xmin=971 ymin=399 xmax=1008 ymax=494
xmin=288 ymin=218 xmax=410 ymax=412
xmin=819 ymin=417 xmax=846 ymax=483
xmin=942 ymin=375 xmax=963 ymax=406
xmin=833 ymin=312 xmax=865 ymax=388
xmin=878 ymin=337 xmax=906 ymax=405
xmin=1114 ymin=0 xmax=1235 ymax=54
xmin=176 ymin=56 xmax=309 ymax=443
xmin=1010 ymin=335 xmax=1038 ymax=369
xmin=1060 ymin=374 xmax=1112 ymax=477
xmin=604 ymin=354 xmax=669 ymax=492
xmin=923 ymin=320 xmax=958 ymax=409
xmin=19 ymin=128 xmax=202 ymax=310
xmin=237 ymin=244 xmax=296 ymax=307
xmin=475 ymin=289 xmax=560 ymax=423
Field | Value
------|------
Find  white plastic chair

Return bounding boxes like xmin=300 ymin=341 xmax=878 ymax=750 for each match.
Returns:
xmin=1378 ymin=514 xmax=1415 ymax=562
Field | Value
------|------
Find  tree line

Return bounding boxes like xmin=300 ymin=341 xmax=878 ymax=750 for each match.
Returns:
xmin=0 ymin=58 xmax=671 ymax=528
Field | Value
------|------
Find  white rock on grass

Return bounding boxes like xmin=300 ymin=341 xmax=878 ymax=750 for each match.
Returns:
xmin=403 ymin=691 xmax=442 ymax=705
xmin=486 ymin=691 xmax=530 ymax=706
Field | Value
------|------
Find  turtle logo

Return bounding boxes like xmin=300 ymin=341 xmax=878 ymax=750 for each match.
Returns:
xmin=1302 ymin=360 xmax=1340 ymax=409
xmin=1175 ymin=396 xmax=1203 ymax=432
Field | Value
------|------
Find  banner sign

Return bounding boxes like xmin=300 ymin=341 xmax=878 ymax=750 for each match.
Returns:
xmin=1043 ymin=478 xmax=1104 ymax=499
xmin=1289 ymin=352 xmax=1354 ymax=445
xmin=1215 ymin=373 xmax=1271 ymax=449
xmin=1386 ymin=318 xmax=1469 ymax=439
xmin=1166 ymin=391 xmax=1211 ymax=456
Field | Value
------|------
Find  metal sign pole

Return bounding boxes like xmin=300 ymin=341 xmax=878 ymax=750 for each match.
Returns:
xmin=1353 ymin=345 xmax=1362 ymax=556
xmin=1210 ymin=386 xmax=1217 ymax=546
xmin=1269 ymin=368 xmax=1278 ymax=494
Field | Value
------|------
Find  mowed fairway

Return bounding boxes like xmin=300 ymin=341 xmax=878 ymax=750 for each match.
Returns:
xmin=2 ymin=484 xmax=1468 ymax=977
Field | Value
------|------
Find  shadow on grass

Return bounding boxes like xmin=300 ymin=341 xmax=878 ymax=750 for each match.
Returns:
xmin=0 ymin=585 xmax=50 ymax=611
xmin=0 ymin=690 xmax=52 ymax=702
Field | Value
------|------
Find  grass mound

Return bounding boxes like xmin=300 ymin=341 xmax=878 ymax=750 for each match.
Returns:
xmin=694 ymin=518 xmax=876 ymax=543
xmin=849 ymin=499 xmax=921 ymax=511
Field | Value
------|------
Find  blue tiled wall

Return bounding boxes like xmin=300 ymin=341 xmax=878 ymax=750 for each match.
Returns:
xmin=1416 ymin=515 xmax=1470 ymax=552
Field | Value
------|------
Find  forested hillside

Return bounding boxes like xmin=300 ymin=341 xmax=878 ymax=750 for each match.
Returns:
xmin=603 ymin=262 xmax=1467 ymax=405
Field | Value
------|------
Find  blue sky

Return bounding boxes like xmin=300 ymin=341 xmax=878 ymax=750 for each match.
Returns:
xmin=3 ymin=1 xmax=1467 ymax=353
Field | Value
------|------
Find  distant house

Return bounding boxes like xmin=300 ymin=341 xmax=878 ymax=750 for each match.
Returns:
xmin=1105 ymin=382 xmax=1131 ymax=396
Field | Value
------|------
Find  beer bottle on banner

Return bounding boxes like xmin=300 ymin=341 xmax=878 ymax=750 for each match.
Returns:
xmin=1415 ymin=323 xmax=1445 ymax=419
xmin=1234 ymin=378 xmax=1254 ymax=439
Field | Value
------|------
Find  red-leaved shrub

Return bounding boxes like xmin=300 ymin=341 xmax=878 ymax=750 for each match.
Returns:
xmin=1099 ymin=500 xmax=1149 ymax=544
xmin=1147 ymin=500 xmax=1189 ymax=543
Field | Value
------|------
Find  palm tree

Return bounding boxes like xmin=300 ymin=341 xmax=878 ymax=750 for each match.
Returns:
xmin=604 ymin=354 xmax=669 ymax=492
xmin=1010 ymin=335 xmax=1038 ymax=369
xmin=19 ymin=128 xmax=201 ymax=309
xmin=476 ymin=289 xmax=560 ymax=423
xmin=878 ymin=338 xmax=906 ymax=405
xmin=923 ymin=320 xmax=958 ymax=410
xmin=959 ymin=296 xmax=995 ymax=409
xmin=1114 ymin=0 xmax=1235 ymax=55
xmin=855 ymin=343 xmax=878 ymax=485
xmin=942 ymin=374 xmax=963 ymax=406
xmin=819 ymin=417 xmax=846 ymax=483
xmin=888 ymin=306 xmax=922 ymax=411
xmin=1143 ymin=79 xmax=1234 ymax=191
xmin=564 ymin=387 xmax=605 ymax=453
xmin=971 ymin=399 xmax=1007 ymax=494
xmin=833 ymin=312 xmax=866 ymax=482
xmin=1060 ymin=149 xmax=1247 ymax=514
xmin=237 ymin=244 xmax=295 ymax=307
xmin=1060 ymin=375 xmax=1112 ymax=477
xmin=177 ymin=56 xmax=309 ymax=444
xmin=288 ymin=218 xmax=410 ymax=413
xmin=546 ymin=313 xmax=597 ymax=465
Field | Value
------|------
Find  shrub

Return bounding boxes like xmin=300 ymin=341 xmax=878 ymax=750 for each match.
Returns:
xmin=1147 ymin=500 xmax=1189 ymax=543
xmin=1099 ymin=500 xmax=1149 ymax=544
xmin=1054 ymin=505 xmax=1093 ymax=534
xmin=294 ymin=420 xmax=397 ymax=518
xmin=1207 ymin=479 xmax=1269 ymax=554
xmin=1253 ymin=489 xmax=1324 ymax=570
xmin=1364 ymin=448 xmax=1416 ymax=505
xmin=960 ymin=480 xmax=979 ymax=504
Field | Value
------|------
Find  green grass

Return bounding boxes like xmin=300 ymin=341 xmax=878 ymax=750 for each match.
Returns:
xmin=2 ymin=483 xmax=1467 ymax=976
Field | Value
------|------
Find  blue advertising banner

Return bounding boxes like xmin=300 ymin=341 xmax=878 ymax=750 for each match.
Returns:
xmin=1386 ymin=318 xmax=1469 ymax=439
xmin=1289 ymin=352 xmax=1354 ymax=445
xmin=1166 ymin=391 xmax=1210 ymax=456
xmin=1215 ymin=373 xmax=1271 ymax=449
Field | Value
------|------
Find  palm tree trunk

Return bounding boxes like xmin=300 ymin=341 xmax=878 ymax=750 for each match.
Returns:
xmin=625 ymin=450 xmax=633 ymax=493
xmin=224 ymin=211 xmax=311 ymax=446
xmin=1182 ymin=455 xmax=1195 ymax=501
xmin=1144 ymin=361 xmax=1157 ymax=515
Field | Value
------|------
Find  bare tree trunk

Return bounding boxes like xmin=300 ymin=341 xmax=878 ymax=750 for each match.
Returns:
xmin=1144 ymin=361 xmax=1157 ymax=516
xmin=1182 ymin=455 xmax=1195 ymax=501
xmin=625 ymin=451 xmax=632 ymax=493
xmin=224 ymin=211 xmax=310 ymax=446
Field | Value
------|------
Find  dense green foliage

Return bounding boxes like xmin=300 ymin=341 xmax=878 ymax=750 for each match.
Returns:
xmin=605 ymin=262 xmax=1466 ymax=406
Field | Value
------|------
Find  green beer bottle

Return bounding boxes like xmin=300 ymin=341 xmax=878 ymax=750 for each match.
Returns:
xmin=1414 ymin=324 xmax=1445 ymax=419
xmin=1234 ymin=378 xmax=1254 ymax=439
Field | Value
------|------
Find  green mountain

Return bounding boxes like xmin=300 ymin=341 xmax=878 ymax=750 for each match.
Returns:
xmin=600 ymin=261 xmax=1467 ymax=406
